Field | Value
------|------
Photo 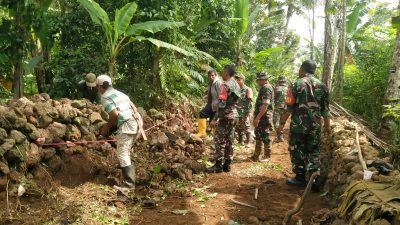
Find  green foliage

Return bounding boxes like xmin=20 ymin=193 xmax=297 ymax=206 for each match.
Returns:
xmin=343 ymin=25 xmax=396 ymax=129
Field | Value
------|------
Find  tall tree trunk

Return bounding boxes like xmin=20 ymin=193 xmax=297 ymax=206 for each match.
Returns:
xmin=380 ymin=0 xmax=400 ymax=143
xmin=310 ymin=0 xmax=315 ymax=60
xmin=13 ymin=1 xmax=25 ymax=99
xmin=282 ymin=3 xmax=294 ymax=45
xmin=322 ymin=0 xmax=339 ymax=91
xmin=336 ymin=0 xmax=346 ymax=104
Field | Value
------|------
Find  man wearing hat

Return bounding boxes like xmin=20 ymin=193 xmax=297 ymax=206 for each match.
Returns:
xmin=251 ymin=72 xmax=274 ymax=162
xmin=196 ymin=69 xmax=221 ymax=137
xmin=77 ymin=73 xmax=99 ymax=103
xmin=273 ymin=76 xmax=289 ymax=142
xmin=234 ymin=73 xmax=253 ymax=145
xmin=96 ymin=74 xmax=143 ymax=191
xmin=207 ymin=65 xmax=240 ymax=173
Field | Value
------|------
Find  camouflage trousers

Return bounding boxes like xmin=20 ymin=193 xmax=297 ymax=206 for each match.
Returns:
xmin=273 ymin=108 xmax=285 ymax=130
xmin=236 ymin=114 xmax=251 ymax=136
xmin=214 ymin=118 xmax=238 ymax=161
xmin=288 ymin=130 xmax=321 ymax=175
xmin=254 ymin=117 xmax=271 ymax=144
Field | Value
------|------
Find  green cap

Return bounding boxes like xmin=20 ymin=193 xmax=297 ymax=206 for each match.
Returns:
xmin=235 ymin=73 xmax=245 ymax=80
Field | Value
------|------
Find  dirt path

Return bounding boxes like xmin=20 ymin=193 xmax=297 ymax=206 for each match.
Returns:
xmin=130 ymin=130 xmax=330 ymax=225
xmin=2 ymin=129 xmax=330 ymax=225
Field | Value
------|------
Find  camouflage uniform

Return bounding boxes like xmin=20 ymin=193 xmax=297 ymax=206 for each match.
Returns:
xmin=254 ymin=83 xmax=274 ymax=144
xmin=273 ymin=84 xmax=288 ymax=129
xmin=236 ymin=85 xmax=253 ymax=142
xmin=214 ymin=78 xmax=241 ymax=161
xmin=287 ymin=74 xmax=330 ymax=175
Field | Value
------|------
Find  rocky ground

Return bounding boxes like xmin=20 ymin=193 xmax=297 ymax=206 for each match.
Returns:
xmin=0 ymin=95 xmax=398 ymax=225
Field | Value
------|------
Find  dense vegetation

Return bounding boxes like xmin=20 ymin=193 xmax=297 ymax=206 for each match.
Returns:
xmin=0 ymin=0 xmax=399 ymax=143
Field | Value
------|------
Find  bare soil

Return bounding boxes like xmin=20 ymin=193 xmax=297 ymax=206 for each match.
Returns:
xmin=0 ymin=128 xmax=331 ymax=225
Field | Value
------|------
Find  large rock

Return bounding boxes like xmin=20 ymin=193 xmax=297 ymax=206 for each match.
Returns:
xmin=89 ymin=112 xmax=104 ymax=124
xmin=9 ymin=130 xmax=26 ymax=144
xmin=74 ymin=117 xmax=91 ymax=128
xmin=0 ymin=139 xmax=15 ymax=156
xmin=47 ymin=122 xmax=67 ymax=142
xmin=0 ymin=128 xmax=7 ymax=144
xmin=150 ymin=131 xmax=169 ymax=148
xmin=34 ymin=102 xmax=58 ymax=128
xmin=71 ymin=100 xmax=87 ymax=109
xmin=5 ymin=142 xmax=28 ymax=163
xmin=186 ymin=134 xmax=203 ymax=145
xmin=25 ymin=143 xmax=41 ymax=167
xmin=66 ymin=125 xmax=81 ymax=141
xmin=0 ymin=161 xmax=9 ymax=175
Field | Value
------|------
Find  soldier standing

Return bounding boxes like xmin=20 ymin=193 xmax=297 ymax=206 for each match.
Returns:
xmin=251 ymin=72 xmax=274 ymax=163
xmin=207 ymin=65 xmax=240 ymax=173
xmin=234 ymin=73 xmax=253 ymax=145
xmin=277 ymin=60 xmax=331 ymax=188
xmin=273 ymin=76 xmax=288 ymax=142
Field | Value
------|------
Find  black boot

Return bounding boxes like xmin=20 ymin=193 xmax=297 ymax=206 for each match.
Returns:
xmin=206 ymin=160 xmax=223 ymax=173
xmin=286 ymin=174 xmax=306 ymax=187
xmin=245 ymin=133 xmax=252 ymax=146
xmin=223 ymin=159 xmax=232 ymax=172
xmin=238 ymin=133 xmax=244 ymax=145
xmin=121 ymin=165 xmax=135 ymax=189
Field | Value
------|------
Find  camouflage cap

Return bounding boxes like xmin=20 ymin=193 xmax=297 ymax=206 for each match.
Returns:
xmin=234 ymin=73 xmax=245 ymax=80
xmin=256 ymin=72 xmax=267 ymax=80
xmin=278 ymin=76 xmax=287 ymax=82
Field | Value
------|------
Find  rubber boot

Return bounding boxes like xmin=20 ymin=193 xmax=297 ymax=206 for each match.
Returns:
xmin=245 ymin=133 xmax=252 ymax=146
xmin=223 ymin=159 xmax=232 ymax=172
xmin=260 ymin=142 xmax=271 ymax=163
xmin=286 ymin=174 xmax=306 ymax=187
xmin=206 ymin=159 xmax=223 ymax=173
xmin=196 ymin=118 xmax=207 ymax=138
xmin=250 ymin=141 xmax=262 ymax=161
xmin=238 ymin=133 xmax=244 ymax=145
xmin=121 ymin=165 xmax=136 ymax=190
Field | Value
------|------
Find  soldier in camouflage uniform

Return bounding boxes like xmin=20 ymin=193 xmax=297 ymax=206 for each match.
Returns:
xmin=250 ymin=72 xmax=274 ymax=163
xmin=273 ymin=76 xmax=288 ymax=142
xmin=207 ymin=65 xmax=241 ymax=173
xmin=234 ymin=73 xmax=253 ymax=145
xmin=277 ymin=60 xmax=331 ymax=188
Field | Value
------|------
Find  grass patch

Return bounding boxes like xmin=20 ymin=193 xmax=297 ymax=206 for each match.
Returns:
xmin=236 ymin=162 xmax=285 ymax=177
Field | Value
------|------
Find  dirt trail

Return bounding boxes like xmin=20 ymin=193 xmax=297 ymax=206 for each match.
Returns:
xmin=131 ymin=130 xmax=330 ymax=225
xmin=1 ymin=129 xmax=330 ymax=225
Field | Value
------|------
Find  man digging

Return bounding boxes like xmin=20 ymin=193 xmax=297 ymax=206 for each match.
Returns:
xmin=96 ymin=74 xmax=143 ymax=191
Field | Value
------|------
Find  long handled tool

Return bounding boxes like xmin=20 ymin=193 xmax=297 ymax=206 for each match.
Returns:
xmin=282 ymin=171 xmax=320 ymax=225
xmin=35 ymin=117 xmax=178 ymax=147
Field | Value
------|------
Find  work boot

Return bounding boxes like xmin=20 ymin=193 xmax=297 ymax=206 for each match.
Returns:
xmin=196 ymin=118 xmax=207 ymax=138
xmin=206 ymin=160 xmax=223 ymax=173
xmin=249 ymin=140 xmax=262 ymax=161
xmin=223 ymin=159 xmax=232 ymax=172
xmin=245 ymin=133 xmax=253 ymax=146
xmin=260 ymin=142 xmax=271 ymax=163
xmin=286 ymin=174 xmax=307 ymax=187
xmin=121 ymin=165 xmax=136 ymax=190
xmin=238 ymin=133 xmax=244 ymax=145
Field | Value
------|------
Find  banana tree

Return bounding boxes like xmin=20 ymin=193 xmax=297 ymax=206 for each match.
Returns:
xmin=78 ymin=0 xmax=191 ymax=77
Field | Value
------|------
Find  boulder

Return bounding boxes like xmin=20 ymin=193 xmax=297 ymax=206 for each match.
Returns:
xmin=25 ymin=143 xmax=41 ymax=167
xmin=5 ymin=142 xmax=28 ymax=163
xmin=0 ymin=139 xmax=16 ymax=156
xmin=150 ymin=131 xmax=169 ymax=148
xmin=9 ymin=130 xmax=26 ymax=144
xmin=186 ymin=134 xmax=203 ymax=145
xmin=47 ymin=122 xmax=67 ymax=142
xmin=71 ymin=100 xmax=87 ymax=109
xmin=89 ymin=112 xmax=103 ymax=124
xmin=66 ymin=125 xmax=81 ymax=141
xmin=0 ymin=128 xmax=7 ymax=144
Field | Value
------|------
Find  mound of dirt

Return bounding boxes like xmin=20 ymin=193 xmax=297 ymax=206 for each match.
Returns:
xmin=0 ymin=94 xmax=206 ymax=198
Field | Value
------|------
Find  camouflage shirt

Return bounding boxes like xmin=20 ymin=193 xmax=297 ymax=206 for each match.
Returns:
xmin=237 ymin=85 xmax=253 ymax=116
xmin=274 ymin=84 xmax=288 ymax=110
xmin=288 ymin=74 xmax=330 ymax=134
xmin=215 ymin=78 xmax=240 ymax=120
xmin=254 ymin=83 xmax=274 ymax=119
